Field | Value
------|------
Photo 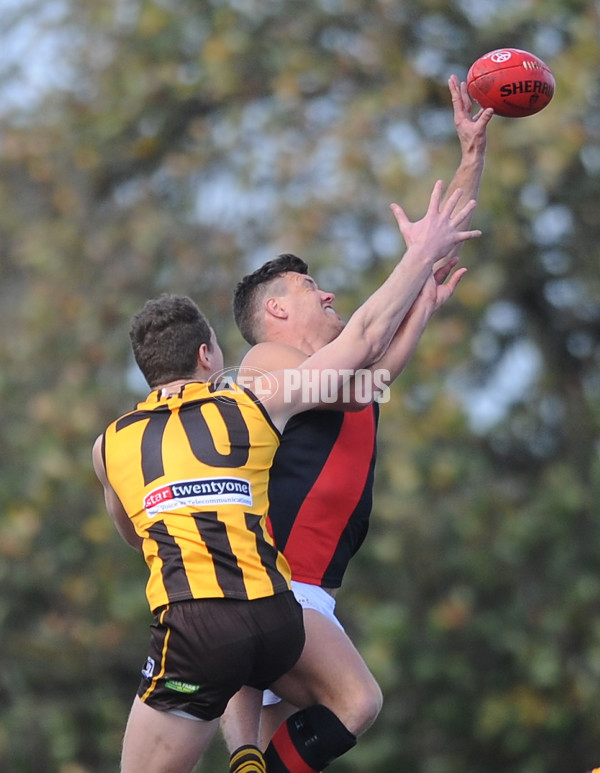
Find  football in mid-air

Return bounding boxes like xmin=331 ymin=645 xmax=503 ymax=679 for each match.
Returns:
xmin=467 ymin=48 xmax=555 ymax=117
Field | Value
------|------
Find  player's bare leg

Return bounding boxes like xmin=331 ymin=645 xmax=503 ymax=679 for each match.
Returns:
xmin=220 ymin=686 xmax=263 ymax=748
xmin=262 ymin=608 xmax=382 ymax=744
xmin=219 ymin=687 xmax=267 ymax=773
xmin=120 ymin=696 xmax=218 ymax=773
xmin=221 ymin=610 xmax=380 ymax=771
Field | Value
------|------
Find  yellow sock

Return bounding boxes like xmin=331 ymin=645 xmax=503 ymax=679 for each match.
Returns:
xmin=229 ymin=745 xmax=267 ymax=773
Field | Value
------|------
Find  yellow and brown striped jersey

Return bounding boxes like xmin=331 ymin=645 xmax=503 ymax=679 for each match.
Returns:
xmin=101 ymin=381 xmax=291 ymax=612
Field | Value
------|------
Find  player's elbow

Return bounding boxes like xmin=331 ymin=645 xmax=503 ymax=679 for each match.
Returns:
xmin=359 ymin=327 xmax=389 ymax=367
xmin=342 ymin=315 xmax=393 ymax=369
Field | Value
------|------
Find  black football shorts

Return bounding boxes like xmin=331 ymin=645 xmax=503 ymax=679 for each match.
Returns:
xmin=136 ymin=590 xmax=305 ymax=720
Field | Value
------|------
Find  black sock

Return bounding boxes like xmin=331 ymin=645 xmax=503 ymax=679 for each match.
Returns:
xmin=229 ymin=744 xmax=267 ymax=773
xmin=264 ymin=705 xmax=356 ymax=772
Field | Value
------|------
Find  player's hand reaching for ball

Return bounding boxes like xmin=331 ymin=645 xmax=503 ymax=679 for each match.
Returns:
xmin=390 ymin=179 xmax=481 ymax=266
xmin=448 ymin=74 xmax=494 ymax=156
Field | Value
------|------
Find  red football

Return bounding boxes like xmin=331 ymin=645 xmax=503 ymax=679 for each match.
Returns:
xmin=467 ymin=48 xmax=555 ymax=118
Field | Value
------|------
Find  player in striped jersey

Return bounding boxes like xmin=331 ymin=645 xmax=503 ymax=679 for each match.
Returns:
xmin=92 ymin=180 xmax=480 ymax=773
xmin=221 ymin=77 xmax=492 ymax=773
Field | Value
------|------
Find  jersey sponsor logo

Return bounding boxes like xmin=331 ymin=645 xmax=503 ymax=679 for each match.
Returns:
xmin=144 ymin=477 xmax=253 ymax=516
xmin=165 ymin=679 xmax=200 ymax=694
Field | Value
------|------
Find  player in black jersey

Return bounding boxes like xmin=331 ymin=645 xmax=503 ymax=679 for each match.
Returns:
xmin=93 ymin=181 xmax=480 ymax=773
xmin=221 ymin=76 xmax=493 ymax=773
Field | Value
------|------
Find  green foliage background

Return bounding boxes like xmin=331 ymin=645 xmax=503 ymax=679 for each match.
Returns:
xmin=1 ymin=0 xmax=599 ymax=770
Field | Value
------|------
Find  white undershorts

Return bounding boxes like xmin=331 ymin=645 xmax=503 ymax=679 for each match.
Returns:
xmin=262 ymin=581 xmax=344 ymax=706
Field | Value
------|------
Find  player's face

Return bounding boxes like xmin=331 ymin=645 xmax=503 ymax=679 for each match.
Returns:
xmin=287 ymin=273 xmax=345 ymax=341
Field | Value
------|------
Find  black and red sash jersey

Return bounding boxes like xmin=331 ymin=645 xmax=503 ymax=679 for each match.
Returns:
xmin=266 ymin=403 xmax=379 ymax=588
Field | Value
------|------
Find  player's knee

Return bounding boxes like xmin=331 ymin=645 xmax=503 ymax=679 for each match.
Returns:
xmin=338 ymin=676 xmax=383 ymax=736
xmin=353 ymin=679 xmax=383 ymax=734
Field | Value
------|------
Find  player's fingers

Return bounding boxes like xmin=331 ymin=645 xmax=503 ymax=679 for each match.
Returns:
xmin=450 ymin=197 xmax=477 ymax=226
xmin=389 ymin=202 xmax=410 ymax=230
xmin=433 ymin=267 xmax=468 ymax=311
xmin=445 ymin=267 xmax=468 ymax=293
xmin=433 ymin=254 xmax=457 ymax=272
xmin=455 ymin=227 xmax=482 ymax=242
xmin=458 ymin=80 xmax=471 ymax=109
xmin=448 ymin=75 xmax=461 ymax=100
xmin=433 ymin=256 xmax=458 ymax=282
xmin=440 ymin=270 xmax=468 ymax=305
xmin=440 ymin=187 xmax=465 ymax=217
xmin=427 ymin=179 xmax=446 ymax=214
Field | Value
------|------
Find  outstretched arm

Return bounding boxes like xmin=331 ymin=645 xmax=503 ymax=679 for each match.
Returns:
xmin=386 ymin=80 xmax=491 ymax=277
xmin=445 ymin=75 xmax=493 ymax=208
xmin=314 ymin=182 xmax=477 ymax=370
xmin=239 ymin=204 xmax=470 ymax=412
xmin=364 ymin=77 xmax=492 ymax=394
xmin=322 ymin=258 xmax=467 ymax=409
xmin=361 ymin=257 xmax=467 ymax=393
xmin=262 ymin=180 xmax=481 ymax=429
xmin=239 ymin=84 xmax=490 ymax=415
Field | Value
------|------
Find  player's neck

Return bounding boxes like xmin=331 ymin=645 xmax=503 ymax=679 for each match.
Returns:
xmin=268 ymin=327 xmax=330 ymax=356
xmin=155 ymin=375 xmax=206 ymax=397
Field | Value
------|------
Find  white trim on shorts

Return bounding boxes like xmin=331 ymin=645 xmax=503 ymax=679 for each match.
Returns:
xmin=262 ymin=581 xmax=344 ymax=707
xmin=167 ymin=708 xmax=204 ymax=721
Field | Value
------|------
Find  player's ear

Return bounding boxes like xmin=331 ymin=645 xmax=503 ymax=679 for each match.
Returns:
xmin=265 ymin=296 xmax=288 ymax=320
xmin=197 ymin=343 xmax=211 ymax=369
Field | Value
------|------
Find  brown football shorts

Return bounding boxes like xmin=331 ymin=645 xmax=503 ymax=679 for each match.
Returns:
xmin=136 ymin=590 xmax=305 ymax=720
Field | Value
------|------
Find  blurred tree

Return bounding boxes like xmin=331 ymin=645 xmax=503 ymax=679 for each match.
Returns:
xmin=0 ymin=0 xmax=599 ymax=770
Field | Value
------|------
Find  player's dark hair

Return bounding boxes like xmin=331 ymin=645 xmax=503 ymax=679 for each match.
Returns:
xmin=129 ymin=294 xmax=213 ymax=388
xmin=233 ymin=253 xmax=308 ymax=345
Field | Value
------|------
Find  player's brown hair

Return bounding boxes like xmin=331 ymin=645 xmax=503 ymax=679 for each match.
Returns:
xmin=129 ymin=294 xmax=213 ymax=387
xmin=233 ymin=254 xmax=308 ymax=345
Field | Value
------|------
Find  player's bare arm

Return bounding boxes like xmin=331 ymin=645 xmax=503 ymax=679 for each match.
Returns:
xmin=92 ymin=436 xmax=143 ymax=552
xmin=241 ymin=266 xmax=467 ymax=412
xmin=356 ymin=79 xmax=491 ymax=400
xmin=446 ymin=75 xmax=493 ymax=202
xmin=429 ymin=75 xmax=494 ymax=271
xmin=259 ymin=181 xmax=480 ymax=429
xmin=326 ymin=257 xmax=467 ymax=409
xmin=362 ymin=257 xmax=467 ymax=387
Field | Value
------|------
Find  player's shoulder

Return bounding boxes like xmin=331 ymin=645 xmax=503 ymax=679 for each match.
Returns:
xmin=241 ymin=341 xmax=307 ymax=371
